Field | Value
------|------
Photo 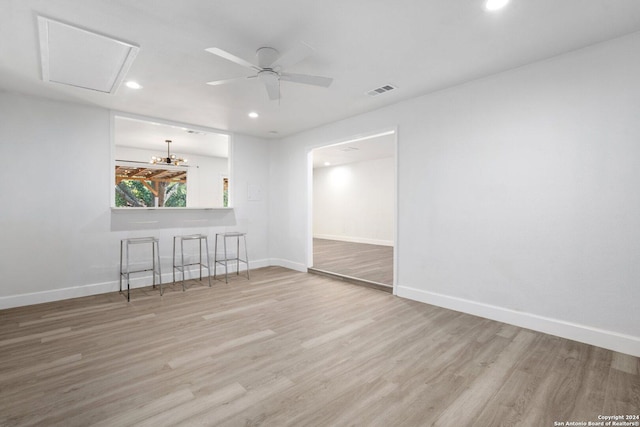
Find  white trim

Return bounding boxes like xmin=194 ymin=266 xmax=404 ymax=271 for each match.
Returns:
xmin=306 ymin=125 xmax=399 ymax=288
xmin=110 ymin=111 xmax=116 ymax=208
xmin=110 ymin=207 xmax=233 ymax=211
xmin=269 ymin=258 xmax=307 ymax=273
xmin=227 ymin=134 xmax=234 ymax=208
xmin=37 ymin=16 xmax=51 ymax=82
xmin=37 ymin=16 xmax=139 ymax=94
xmin=392 ymin=127 xmax=399 ymax=296
xmin=0 ymin=281 xmax=113 ymax=310
xmin=0 ymin=259 xmax=270 ymax=310
xmin=396 ymin=285 xmax=640 ymax=358
xmin=313 ymin=234 xmax=393 ymax=247
xmin=307 ymin=151 xmax=314 ymax=268
xmin=110 ymin=110 xmax=233 ymax=208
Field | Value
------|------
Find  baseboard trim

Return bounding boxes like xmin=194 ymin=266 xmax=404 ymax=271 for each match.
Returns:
xmin=313 ymin=234 xmax=393 ymax=247
xmin=0 ymin=258 xmax=271 ymax=310
xmin=396 ymin=285 xmax=640 ymax=358
xmin=0 ymin=281 xmax=116 ymax=310
xmin=268 ymin=258 xmax=307 ymax=273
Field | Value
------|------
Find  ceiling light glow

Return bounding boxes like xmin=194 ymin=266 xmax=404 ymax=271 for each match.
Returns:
xmin=324 ymin=162 xmax=331 ymax=166
xmin=485 ymin=0 xmax=510 ymax=11
xmin=248 ymin=111 xmax=259 ymax=118
xmin=125 ymin=81 xmax=142 ymax=89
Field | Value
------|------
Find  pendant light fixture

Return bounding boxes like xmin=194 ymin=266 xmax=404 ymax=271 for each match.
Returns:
xmin=150 ymin=139 xmax=187 ymax=166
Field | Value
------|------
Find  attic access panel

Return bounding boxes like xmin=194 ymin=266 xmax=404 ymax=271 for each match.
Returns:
xmin=37 ymin=16 xmax=139 ymax=93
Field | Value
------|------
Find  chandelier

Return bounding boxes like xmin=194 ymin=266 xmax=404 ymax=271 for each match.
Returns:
xmin=150 ymin=139 xmax=187 ymax=166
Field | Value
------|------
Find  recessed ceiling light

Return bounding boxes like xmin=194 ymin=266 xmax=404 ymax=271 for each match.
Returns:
xmin=324 ymin=162 xmax=331 ymax=166
xmin=248 ymin=111 xmax=259 ymax=118
xmin=125 ymin=81 xmax=142 ymax=89
xmin=485 ymin=0 xmax=510 ymax=11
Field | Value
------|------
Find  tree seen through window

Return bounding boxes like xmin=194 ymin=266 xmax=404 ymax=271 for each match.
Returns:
xmin=115 ymin=165 xmax=187 ymax=207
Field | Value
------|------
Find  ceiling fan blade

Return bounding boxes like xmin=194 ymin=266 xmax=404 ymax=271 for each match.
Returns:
xmin=264 ymin=81 xmax=280 ymax=101
xmin=280 ymin=72 xmax=333 ymax=87
xmin=206 ymin=75 xmax=257 ymax=86
xmin=205 ymin=47 xmax=261 ymax=72
xmin=271 ymin=42 xmax=314 ymax=70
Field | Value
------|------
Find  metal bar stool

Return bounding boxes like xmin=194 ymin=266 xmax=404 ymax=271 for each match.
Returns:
xmin=172 ymin=234 xmax=212 ymax=290
xmin=119 ymin=237 xmax=162 ymax=302
xmin=214 ymin=232 xmax=249 ymax=283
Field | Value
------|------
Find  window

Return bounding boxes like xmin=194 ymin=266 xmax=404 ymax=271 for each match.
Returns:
xmin=112 ymin=114 xmax=230 ymax=208
xmin=115 ymin=164 xmax=187 ymax=207
xmin=222 ymin=176 xmax=229 ymax=208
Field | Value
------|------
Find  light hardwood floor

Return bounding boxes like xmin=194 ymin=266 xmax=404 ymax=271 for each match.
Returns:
xmin=312 ymin=238 xmax=394 ymax=286
xmin=1 ymin=267 xmax=638 ymax=426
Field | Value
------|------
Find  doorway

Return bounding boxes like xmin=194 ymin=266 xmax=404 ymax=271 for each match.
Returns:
xmin=308 ymin=130 xmax=397 ymax=292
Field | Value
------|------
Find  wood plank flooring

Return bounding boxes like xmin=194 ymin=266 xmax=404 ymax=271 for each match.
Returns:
xmin=1 ymin=267 xmax=638 ymax=426
xmin=312 ymin=238 xmax=393 ymax=286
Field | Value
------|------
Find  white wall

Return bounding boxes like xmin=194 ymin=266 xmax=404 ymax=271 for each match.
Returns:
xmin=2 ymin=33 xmax=639 ymax=357
xmin=231 ymin=133 xmax=270 ymax=265
xmin=0 ymin=92 xmax=270 ymax=308
xmin=188 ymin=155 xmax=228 ymax=208
xmin=269 ymin=33 xmax=640 ymax=356
xmin=115 ymin=145 xmax=228 ymax=207
xmin=313 ymin=157 xmax=394 ymax=245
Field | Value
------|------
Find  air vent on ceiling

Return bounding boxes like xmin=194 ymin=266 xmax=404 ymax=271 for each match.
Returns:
xmin=366 ymin=84 xmax=397 ymax=97
xmin=37 ymin=16 xmax=139 ymax=94
xmin=339 ymin=146 xmax=359 ymax=152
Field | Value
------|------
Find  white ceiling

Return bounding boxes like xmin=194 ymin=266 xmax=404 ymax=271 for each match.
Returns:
xmin=2 ymin=0 xmax=640 ymax=139
xmin=312 ymin=132 xmax=395 ymax=169
xmin=37 ymin=16 xmax=139 ymax=93
xmin=114 ymin=116 xmax=229 ymax=158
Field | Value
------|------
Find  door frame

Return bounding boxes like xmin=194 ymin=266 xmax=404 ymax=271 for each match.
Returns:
xmin=306 ymin=126 xmax=399 ymax=294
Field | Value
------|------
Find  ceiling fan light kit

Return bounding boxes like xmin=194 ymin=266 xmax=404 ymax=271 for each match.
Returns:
xmin=205 ymin=42 xmax=333 ymax=101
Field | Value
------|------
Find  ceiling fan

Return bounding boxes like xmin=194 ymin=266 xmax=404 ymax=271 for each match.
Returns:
xmin=205 ymin=42 xmax=333 ymax=101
